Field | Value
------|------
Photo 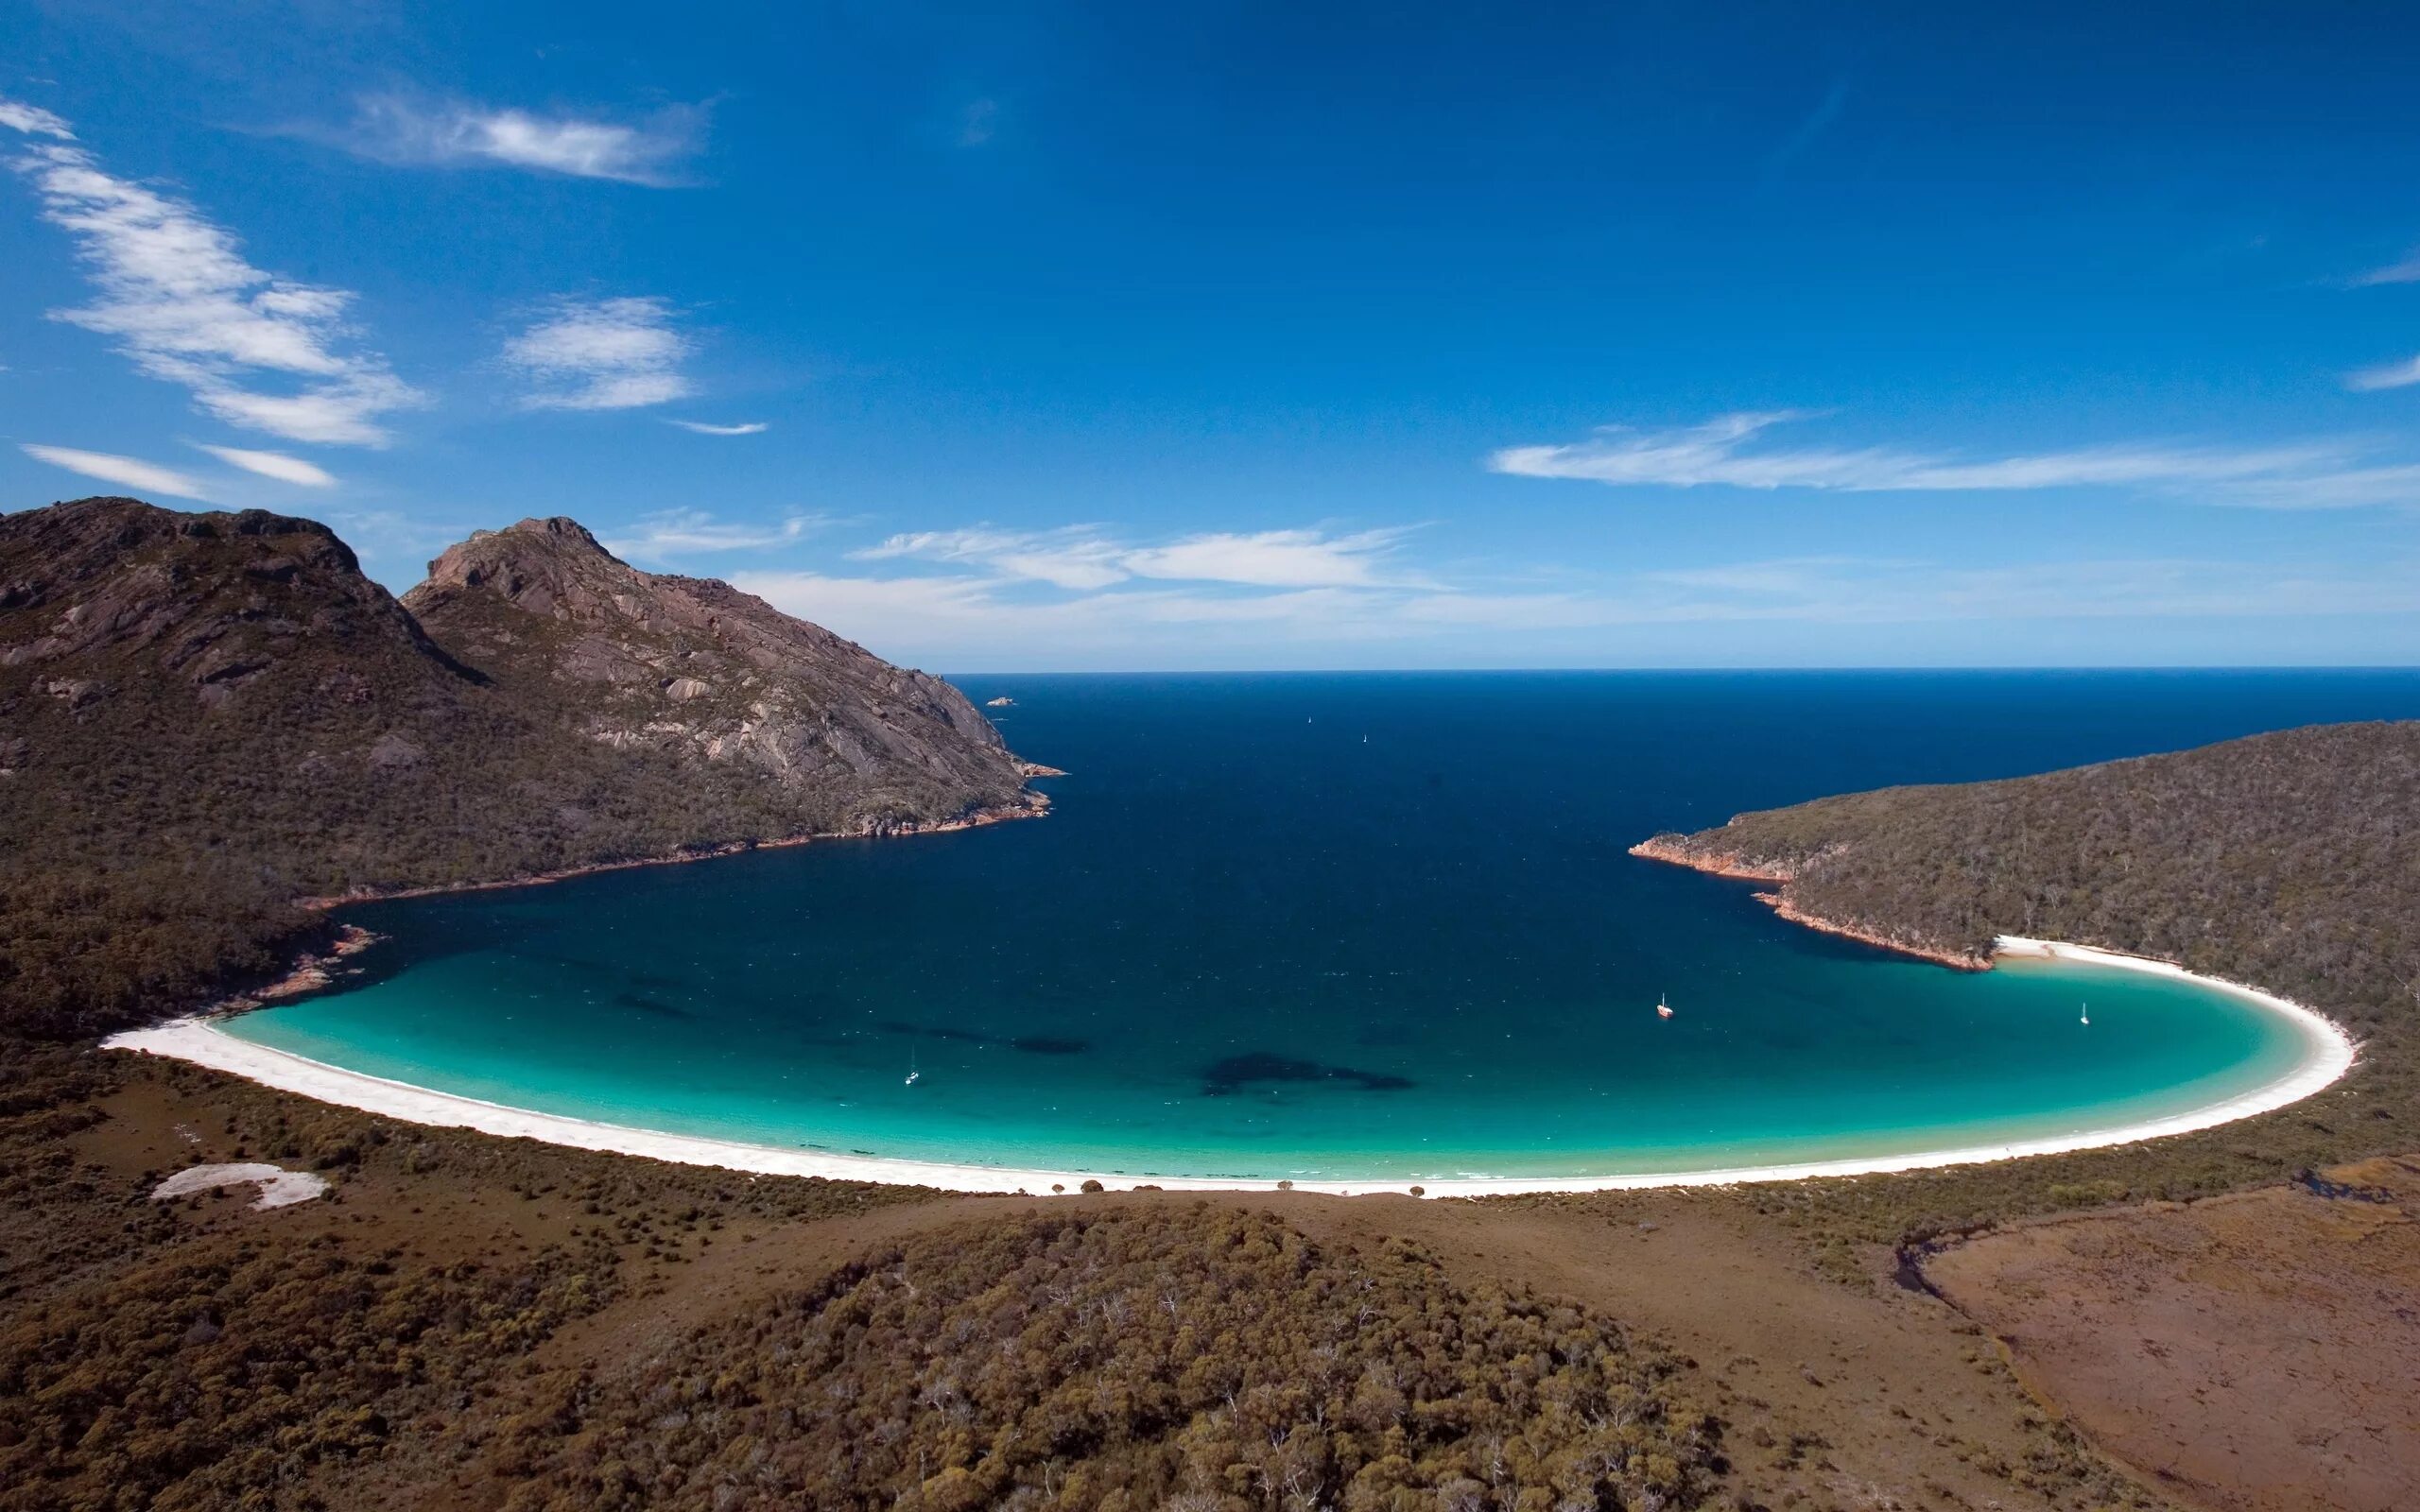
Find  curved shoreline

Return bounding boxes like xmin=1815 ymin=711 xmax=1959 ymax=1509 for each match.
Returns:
xmin=1627 ymin=836 xmax=1993 ymax=969
xmin=102 ymin=937 xmax=2359 ymax=1198
xmin=292 ymin=795 xmax=1050 ymax=912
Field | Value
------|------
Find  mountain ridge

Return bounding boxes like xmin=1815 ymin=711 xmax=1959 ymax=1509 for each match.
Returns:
xmin=0 ymin=495 xmax=1047 ymax=1038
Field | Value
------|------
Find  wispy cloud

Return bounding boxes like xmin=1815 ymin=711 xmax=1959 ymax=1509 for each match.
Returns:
xmin=667 ymin=419 xmax=766 ymax=436
xmin=2344 ymin=355 xmax=2420 ymax=392
xmin=1490 ymin=411 xmax=2418 ymax=508
xmin=1763 ymin=78 xmax=1848 ymax=183
xmin=324 ymin=94 xmax=707 ymax=186
xmin=22 ymin=442 xmax=208 ymax=499
xmin=2350 ymin=249 xmax=2420 ymax=287
xmin=603 ymin=508 xmax=820 ymax=559
xmin=856 ymin=527 xmax=1129 ymax=589
xmin=1 ymin=101 xmax=422 ymax=446
xmin=729 ymin=549 xmax=2420 ymax=668
xmin=855 ymin=524 xmax=1428 ymax=590
xmin=1631 ymin=554 xmax=2420 ymax=624
xmin=1125 ymin=529 xmax=1430 ymax=588
xmin=194 ymin=443 xmax=336 ymax=486
xmin=503 ymin=297 xmax=692 ymax=411
xmin=0 ymin=100 xmax=72 ymax=140
xmin=959 ymin=98 xmax=999 ymax=147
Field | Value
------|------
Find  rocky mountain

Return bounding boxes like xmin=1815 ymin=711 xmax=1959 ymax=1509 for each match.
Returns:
xmin=402 ymin=516 xmax=1038 ymax=833
xmin=0 ymin=496 xmax=1046 ymax=1038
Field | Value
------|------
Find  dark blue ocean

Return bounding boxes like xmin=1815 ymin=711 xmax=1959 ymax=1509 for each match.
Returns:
xmin=230 ymin=671 xmax=2419 ymax=1182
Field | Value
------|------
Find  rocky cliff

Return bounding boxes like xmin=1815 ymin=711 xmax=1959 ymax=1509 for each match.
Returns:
xmin=0 ymin=496 xmax=1046 ymax=1037
xmin=401 ymin=517 xmax=1035 ymax=833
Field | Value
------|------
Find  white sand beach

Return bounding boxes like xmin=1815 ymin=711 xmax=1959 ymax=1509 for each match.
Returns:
xmin=102 ymin=936 xmax=2358 ymax=1199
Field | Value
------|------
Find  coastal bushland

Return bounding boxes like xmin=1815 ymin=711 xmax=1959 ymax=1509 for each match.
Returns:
xmin=489 ymin=1206 xmax=1720 ymax=1512
xmin=1632 ymin=720 xmax=2420 ymax=1252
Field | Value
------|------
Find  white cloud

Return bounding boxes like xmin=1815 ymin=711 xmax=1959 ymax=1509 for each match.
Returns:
xmin=2 ymin=107 xmax=421 ymax=446
xmin=1490 ymin=411 xmax=2414 ymax=508
xmin=730 ymin=550 xmax=2420 ymax=668
xmin=194 ymin=443 xmax=337 ymax=486
xmin=2345 ymin=356 xmax=2420 ymax=392
xmin=603 ymin=509 xmax=820 ymax=559
xmin=22 ymin=443 xmax=208 ymax=499
xmin=855 ymin=527 xmax=1132 ymax=590
xmin=502 ymin=297 xmax=693 ymax=411
xmin=667 ymin=420 xmax=766 ymax=436
xmin=853 ymin=524 xmax=1426 ymax=591
xmin=2351 ymin=249 xmax=2420 ymax=287
xmin=329 ymin=95 xmax=706 ymax=186
xmin=1630 ymin=555 xmax=2420 ymax=624
xmin=0 ymin=99 xmax=73 ymax=139
xmin=1123 ymin=528 xmax=1428 ymax=588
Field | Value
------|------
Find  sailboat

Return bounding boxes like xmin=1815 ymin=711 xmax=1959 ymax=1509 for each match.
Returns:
xmin=1656 ymin=993 xmax=1674 ymax=1021
xmin=2079 ymin=1002 xmax=2090 ymax=1027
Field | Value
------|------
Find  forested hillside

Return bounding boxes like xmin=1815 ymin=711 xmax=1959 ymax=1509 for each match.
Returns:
xmin=1634 ymin=720 xmax=2420 ymax=1244
xmin=1635 ymin=721 xmax=2419 ymax=1026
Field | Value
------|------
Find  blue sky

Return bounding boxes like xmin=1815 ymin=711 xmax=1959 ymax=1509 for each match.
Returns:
xmin=4 ymin=2 xmax=2420 ymax=669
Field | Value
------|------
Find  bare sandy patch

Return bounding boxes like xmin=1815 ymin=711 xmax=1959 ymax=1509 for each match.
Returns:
xmin=1926 ymin=1154 xmax=2420 ymax=1512
xmin=150 ymin=1161 xmax=330 ymax=1209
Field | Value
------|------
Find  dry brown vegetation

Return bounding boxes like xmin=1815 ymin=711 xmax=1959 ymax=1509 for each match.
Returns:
xmin=0 ymin=1043 xmax=935 ymax=1512
xmin=495 ymin=1207 xmax=1718 ymax=1512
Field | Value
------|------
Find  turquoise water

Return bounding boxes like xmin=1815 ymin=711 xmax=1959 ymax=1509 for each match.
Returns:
xmin=228 ymin=672 xmax=2417 ymax=1181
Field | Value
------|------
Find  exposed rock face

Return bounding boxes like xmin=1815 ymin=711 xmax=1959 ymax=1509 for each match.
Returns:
xmin=402 ymin=517 xmax=1034 ymax=826
xmin=0 ymin=495 xmax=464 ymax=708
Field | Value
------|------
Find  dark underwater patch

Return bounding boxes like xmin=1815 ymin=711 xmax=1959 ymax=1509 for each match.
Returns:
xmin=1200 ymin=1052 xmax=1413 ymax=1096
xmin=880 ymin=1019 xmax=1091 ymax=1056
xmin=615 ymin=991 xmax=691 ymax=1020
xmin=1011 ymin=1036 xmax=1088 ymax=1056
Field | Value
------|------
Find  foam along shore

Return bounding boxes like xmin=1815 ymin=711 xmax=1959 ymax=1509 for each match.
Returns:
xmin=104 ymin=936 xmax=2358 ymax=1200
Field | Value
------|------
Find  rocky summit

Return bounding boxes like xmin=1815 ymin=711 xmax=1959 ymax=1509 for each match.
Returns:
xmin=0 ymin=497 xmax=1047 ymax=1037
xmin=403 ymin=516 xmax=1034 ymax=832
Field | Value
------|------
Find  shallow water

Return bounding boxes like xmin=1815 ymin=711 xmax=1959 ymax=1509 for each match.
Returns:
xmin=230 ymin=671 xmax=2420 ymax=1181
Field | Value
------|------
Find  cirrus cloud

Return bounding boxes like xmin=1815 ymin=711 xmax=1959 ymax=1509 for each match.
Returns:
xmin=22 ymin=442 xmax=208 ymax=499
xmin=193 ymin=444 xmax=337 ymax=486
xmin=853 ymin=524 xmax=1431 ymax=591
xmin=1490 ymin=411 xmax=2420 ymax=509
xmin=324 ymin=94 xmax=708 ymax=186
xmin=502 ymin=297 xmax=693 ymax=411
xmin=0 ymin=100 xmax=72 ymax=140
xmin=2345 ymin=356 xmax=2420 ymax=393
xmin=602 ymin=508 xmax=821 ymax=560
xmin=1 ymin=99 xmax=422 ymax=446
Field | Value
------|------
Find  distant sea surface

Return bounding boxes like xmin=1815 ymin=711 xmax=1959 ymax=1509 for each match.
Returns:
xmin=230 ymin=672 xmax=2420 ymax=1181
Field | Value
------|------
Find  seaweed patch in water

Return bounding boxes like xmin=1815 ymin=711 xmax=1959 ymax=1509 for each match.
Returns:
xmin=615 ymin=991 xmax=692 ymax=1020
xmin=1200 ymin=1053 xmax=1413 ymax=1096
